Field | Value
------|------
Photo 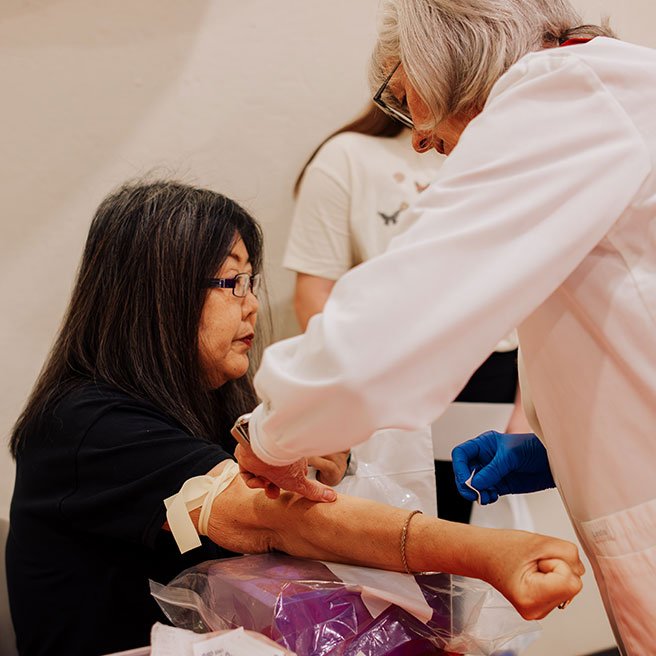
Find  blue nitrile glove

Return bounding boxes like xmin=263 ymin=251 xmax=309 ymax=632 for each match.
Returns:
xmin=451 ymin=431 xmax=556 ymax=505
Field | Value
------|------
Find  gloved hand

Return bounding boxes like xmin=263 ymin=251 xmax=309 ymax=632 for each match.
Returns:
xmin=452 ymin=431 xmax=556 ymax=505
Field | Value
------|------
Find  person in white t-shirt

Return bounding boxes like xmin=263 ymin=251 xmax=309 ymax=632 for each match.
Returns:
xmin=285 ymin=103 xmax=441 ymax=326
xmin=285 ymin=103 xmax=532 ymax=525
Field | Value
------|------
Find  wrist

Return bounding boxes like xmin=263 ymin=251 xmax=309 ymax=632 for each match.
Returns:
xmin=405 ymin=517 xmax=490 ymax=580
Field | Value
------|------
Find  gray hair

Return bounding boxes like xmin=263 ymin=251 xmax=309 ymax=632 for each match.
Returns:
xmin=370 ymin=0 xmax=615 ymax=130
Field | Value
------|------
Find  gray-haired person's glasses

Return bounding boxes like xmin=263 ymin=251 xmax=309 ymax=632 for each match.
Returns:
xmin=373 ymin=61 xmax=414 ymax=129
xmin=206 ymin=273 xmax=260 ymax=298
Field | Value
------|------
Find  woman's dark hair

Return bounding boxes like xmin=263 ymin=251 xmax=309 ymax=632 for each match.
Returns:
xmin=10 ymin=180 xmax=266 ymax=456
xmin=293 ymin=102 xmax=405 ymax=196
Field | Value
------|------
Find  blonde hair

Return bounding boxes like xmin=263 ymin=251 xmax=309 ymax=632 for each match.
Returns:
xmin=370 ymin=0 xmax=615 ymax=130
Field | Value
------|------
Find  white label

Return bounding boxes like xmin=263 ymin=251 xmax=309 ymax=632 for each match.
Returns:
xmin=192 ymin=628 xmax=285 ymax=656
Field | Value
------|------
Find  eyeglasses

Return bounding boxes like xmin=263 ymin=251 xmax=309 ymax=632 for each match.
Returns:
xmin=373 ymin=61 xmax=414 ymax=129
xmin=206 ymin=273 xmax=260 ymax=298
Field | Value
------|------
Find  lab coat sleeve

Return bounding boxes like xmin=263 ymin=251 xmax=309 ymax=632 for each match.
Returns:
xmin=250 ymin=51 xmax=651 ymax=465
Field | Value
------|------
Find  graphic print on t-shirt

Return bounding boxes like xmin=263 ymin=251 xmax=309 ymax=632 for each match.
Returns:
xmin=378 ymin=201 xmax=409 ymax=226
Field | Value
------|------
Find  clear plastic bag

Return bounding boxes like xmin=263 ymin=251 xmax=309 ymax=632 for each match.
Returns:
xmin=150 ymin=553 xmax=538 ymax=656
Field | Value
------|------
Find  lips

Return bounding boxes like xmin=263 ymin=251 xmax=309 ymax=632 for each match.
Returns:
xmin=237 ymin=334 xmax=254 ymax=347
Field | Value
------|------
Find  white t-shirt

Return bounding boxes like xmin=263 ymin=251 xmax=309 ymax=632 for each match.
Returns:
xmin=284 ymin=130 xmax=518 ymax=351
xmin=252 ymin=38 xmax=656 ymax=652
xmin=285 ymin=131 xmax=444 ymax=515
xmin=284 ymin=130 xmax=444 ymax=279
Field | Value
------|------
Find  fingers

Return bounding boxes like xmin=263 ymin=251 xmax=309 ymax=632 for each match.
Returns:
xmin=514 ymin=556 xmax=584 ymax=620
xmin=535 ymin=557 xmax=584 ymax=614
xmin=470 ymin=440 xmax=519 ymax=498
xmin=241 ymin=473 xmax=267 ymax=490
xmin=240 ymin=472 xmax=281 ymax=499
xmin=238 ymin=453 xmax=337 ymax=502
xmin=455 ymin=486 xmax=479 ymax=503
xmin=539 ymin=551 xmax=585 ymax=578
xmin=452 ymin=450 xmax=480 ymax=501
xmin=264 ymin=482 xmax=280 ymax=499
xmin=294 ymin=477 xmax=338 ymax=502
xmin=242 ymin=470 xmax=337 ymax=502
xmin=451 ymin=440 xmax=481 ymax=484
xmin=478 ymin=488 xmax=500 ymax=505
xmin=534 ymin=536 xmax=585 ymax=575
xmin=308 ymin=456 xmax=344 ymax=486
xmin=452 ymin=431 xmax=502 ymax=498
xmin=452 ymin=458 xmax=500 ymax=505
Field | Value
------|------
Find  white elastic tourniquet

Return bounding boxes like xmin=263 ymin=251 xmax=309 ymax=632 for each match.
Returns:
xmin=164 ymin=460 xmax=240 ymax=554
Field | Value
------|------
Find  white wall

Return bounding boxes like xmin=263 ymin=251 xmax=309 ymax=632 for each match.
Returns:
xmin=0 ymin=0 xmax=381 ymax=519
xmin=1 ymin=1 xmax=654 ymax=654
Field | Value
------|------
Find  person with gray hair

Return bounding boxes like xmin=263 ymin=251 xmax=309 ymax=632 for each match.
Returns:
xmin=235 ymin=1 xmax=656 ymax=652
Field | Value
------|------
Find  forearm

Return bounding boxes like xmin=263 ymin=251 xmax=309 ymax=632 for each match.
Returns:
xmin=264 ymin=492 xmax=585 ymax=623
xmin=262 ymin=491 xmax=493 ymax=582
xmin=207 ymin=476 xmax=479 ymax=575
xmin=207 ymin=478 xmax=584 ymax=620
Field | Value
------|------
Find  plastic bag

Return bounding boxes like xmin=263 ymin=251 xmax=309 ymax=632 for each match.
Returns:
xmin=151 ymin=553 xmax=538 ymax=656
xmin=334 ymin=427 xmax=437 ymax=516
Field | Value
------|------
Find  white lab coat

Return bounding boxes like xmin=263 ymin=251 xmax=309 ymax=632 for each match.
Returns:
xmin=249 ymin=38 xmax=656 ymax=654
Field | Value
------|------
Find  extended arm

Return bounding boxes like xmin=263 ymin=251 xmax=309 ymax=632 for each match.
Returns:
xmin=244 ymin=52 xmax=649 ymax=476
xmin=192 ymin=461 xmax=583 ymax=621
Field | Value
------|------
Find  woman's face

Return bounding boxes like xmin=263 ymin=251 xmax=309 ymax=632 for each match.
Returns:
xmin=198 ymin=237 xmax=259 ymax=388
xmin=392 ymin=64 xmax=475 ymax=156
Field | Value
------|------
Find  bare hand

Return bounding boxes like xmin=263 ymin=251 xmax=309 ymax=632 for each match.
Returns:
xmin=308 ymin=450 xmax=350 ymax=486
xmin=483 ymin=530 xmax=585 ymax=620
xmin=235 ymin=442 xmax=337 ymax=503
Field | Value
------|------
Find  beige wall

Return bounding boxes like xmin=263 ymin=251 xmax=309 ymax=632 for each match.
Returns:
xmin=1 ymin=1 xmax=654 ymax=654
xmin=0 ymin=0 xmax=381 ymax=519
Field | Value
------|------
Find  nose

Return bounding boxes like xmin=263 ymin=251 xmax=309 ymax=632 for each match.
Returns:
xmin=412 ymin=131 xmax=433 ymax=153
xmin=243 ymin=288 xmax=259 ymax=318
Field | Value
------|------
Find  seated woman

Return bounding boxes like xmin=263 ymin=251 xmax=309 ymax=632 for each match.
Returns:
xmin=6 ymin=180 xmax=584 ymax=656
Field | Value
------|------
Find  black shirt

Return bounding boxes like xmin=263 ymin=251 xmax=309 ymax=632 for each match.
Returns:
xmin=6 ymin=384 xmax=235 ymax=656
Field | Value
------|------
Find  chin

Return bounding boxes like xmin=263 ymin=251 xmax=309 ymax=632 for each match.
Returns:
xmin=205 ymin=353 xmax=250 ymax=388
xmin=219 ymin=362 xmax=250 ymax=385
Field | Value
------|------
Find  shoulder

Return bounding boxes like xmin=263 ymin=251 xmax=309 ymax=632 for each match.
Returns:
xmin=310 ymin=131 xmax=442 ymax=182
xmin=310 ymin=132 xmax=401 ymax=169
xmin=490 ymin=38 xmax=650 ymax=103
xmin=55 ymin=382 xmax=175 ymax=423
xmin=51 ymin=383 xmax=193 ymax=447
xmin=48 ymin=383 xmax=233 ymax=469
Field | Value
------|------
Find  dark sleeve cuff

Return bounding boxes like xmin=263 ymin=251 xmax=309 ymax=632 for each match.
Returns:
xmin=142 ymin=448 xmax=234 ymax=549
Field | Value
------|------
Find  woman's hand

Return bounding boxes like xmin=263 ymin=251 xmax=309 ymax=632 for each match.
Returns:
xmin=235 ymin=442 xmax=337 ymax=502
xmin=308 ymin=450 xmax=350 ymax=486
xmin=480 ymin=530 xmax=585 ymax=620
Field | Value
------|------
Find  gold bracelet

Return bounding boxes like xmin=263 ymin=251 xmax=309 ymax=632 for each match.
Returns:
xmin=401 ymin=509 xmax=422 ymax=574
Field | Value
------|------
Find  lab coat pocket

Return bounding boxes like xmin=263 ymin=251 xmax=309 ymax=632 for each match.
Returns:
xmin=580 ymin=499 xmax=656 ymax=656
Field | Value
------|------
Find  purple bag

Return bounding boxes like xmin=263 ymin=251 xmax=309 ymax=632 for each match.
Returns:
xmin=151 ymin=553 xmax=537 ymax=655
